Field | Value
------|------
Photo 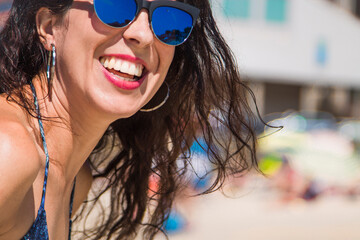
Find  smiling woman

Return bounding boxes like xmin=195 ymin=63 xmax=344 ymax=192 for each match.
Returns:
xmin=0 ymin=0 xmax=259 ymax=240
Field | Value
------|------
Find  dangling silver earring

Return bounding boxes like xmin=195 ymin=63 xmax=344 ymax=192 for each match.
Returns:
xmin=47 ymin=44 xmax=56 ymax=99
xmin=140 ymin=82 xmax=170 ymax=112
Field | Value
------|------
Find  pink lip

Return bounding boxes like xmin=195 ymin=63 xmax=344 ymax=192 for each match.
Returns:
xmin=101 ymin=66 xmax=146 ymax=90
xmin=100 ymin=55 xmax=148 ymax=90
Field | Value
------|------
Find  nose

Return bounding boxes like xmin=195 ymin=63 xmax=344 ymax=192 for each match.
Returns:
xmin=122 ymin=10 xmax=154 ymax=48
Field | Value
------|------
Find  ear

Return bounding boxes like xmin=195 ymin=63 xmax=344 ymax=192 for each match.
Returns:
xmin=36 ymin=8 xmax=56 ymax=51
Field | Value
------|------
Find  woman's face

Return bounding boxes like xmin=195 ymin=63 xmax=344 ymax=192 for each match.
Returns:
xmin=51 ymin=0 xmax=175 ymax=120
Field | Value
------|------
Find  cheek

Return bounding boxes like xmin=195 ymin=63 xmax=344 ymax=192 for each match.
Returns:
xmin=89 ymin=9 xmax=114 ymax=35
xmin=159 ymin=46 xmax=176 ymax=71
xmin=65 ymin=1 xmax=112 ymax=44
xmin=56 ymin=8 xmax=109 ymax=65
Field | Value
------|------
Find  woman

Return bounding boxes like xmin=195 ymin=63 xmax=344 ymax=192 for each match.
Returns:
xmin=0 ymin=0 xmax=259 ymax=239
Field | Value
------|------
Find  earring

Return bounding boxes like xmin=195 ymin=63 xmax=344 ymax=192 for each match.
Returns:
xmin=140 ymin=82 xmax=170 ymax=112
xmin=46 ymin=44 xmax=56 ymax=99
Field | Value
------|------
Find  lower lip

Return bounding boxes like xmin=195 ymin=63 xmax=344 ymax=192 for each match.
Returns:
xmin=101 ymin=64 xmax=146 ymax=90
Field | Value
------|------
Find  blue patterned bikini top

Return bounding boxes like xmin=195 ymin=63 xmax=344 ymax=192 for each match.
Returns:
xmin=22 ymin=84 xmax=76 ymax=240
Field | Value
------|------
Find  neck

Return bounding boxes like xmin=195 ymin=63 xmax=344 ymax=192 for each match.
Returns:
xmin=31 ymin=77 xmax=112 ymax=184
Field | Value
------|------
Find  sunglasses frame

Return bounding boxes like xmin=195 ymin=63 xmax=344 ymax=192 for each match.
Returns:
xmin=94 ymin=0 xmax=200 ymax=46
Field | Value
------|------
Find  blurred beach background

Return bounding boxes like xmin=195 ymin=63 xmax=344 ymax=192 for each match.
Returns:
xmin=1 ymin=0 xmax=360 ymax=239
xmin=160 ymin=0 xmax=360 ymax=239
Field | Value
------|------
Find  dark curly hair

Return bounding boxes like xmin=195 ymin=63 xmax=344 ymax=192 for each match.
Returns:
xmin=0 ymin=0 xmax=259 ymax=239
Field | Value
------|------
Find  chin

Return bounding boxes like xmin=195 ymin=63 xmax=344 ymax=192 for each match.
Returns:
xmin=98 ymin=97 xmax=144 ymax=120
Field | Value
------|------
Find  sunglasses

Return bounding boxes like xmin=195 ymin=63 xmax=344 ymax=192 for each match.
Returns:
xmin=94 ymin=0 xmax=200 ymax=46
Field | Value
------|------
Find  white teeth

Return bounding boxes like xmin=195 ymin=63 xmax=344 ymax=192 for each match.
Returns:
xmin=128 ymin=64 xmax=136 ymax=74
xmin=100 ymin=57 xmax=144 ymax=77
xmin=135 ymin=65 xmax=141 ymax=77
xmin=108 ymin=57 xmax=116 ymax=69
xmin=114 ymin=60 xmax=121 ymax=71
xmin=120 ymin=61 xmax=129 ymax=74
xmin=104 ymin=58 xmax=109 ymax=68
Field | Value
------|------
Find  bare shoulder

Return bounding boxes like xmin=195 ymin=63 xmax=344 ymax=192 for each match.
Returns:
xmin=0 ymin=114 xmax=41 ymax=179
xmin=0 ymin=96 xmax=41 ymax=173
xmin=0 ymin=96 xmax=42 ymax=233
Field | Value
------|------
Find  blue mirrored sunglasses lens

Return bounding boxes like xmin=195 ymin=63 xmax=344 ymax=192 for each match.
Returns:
xmin=95 ymin=0 xmax=137 ymax=27
xmin=152 ymin=7 xmax=193 ymax=45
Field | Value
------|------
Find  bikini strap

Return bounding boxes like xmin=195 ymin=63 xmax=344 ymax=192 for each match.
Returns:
xmin=30 ymin=83 xmax=50 ymax=209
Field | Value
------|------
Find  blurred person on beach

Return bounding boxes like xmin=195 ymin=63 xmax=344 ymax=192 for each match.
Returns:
xmin=0 ymin=0 xmax=260 ymax=239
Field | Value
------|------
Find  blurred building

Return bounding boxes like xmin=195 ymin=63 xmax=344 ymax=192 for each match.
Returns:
xmin=212 ymin=0 xmax=360 ymax=118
